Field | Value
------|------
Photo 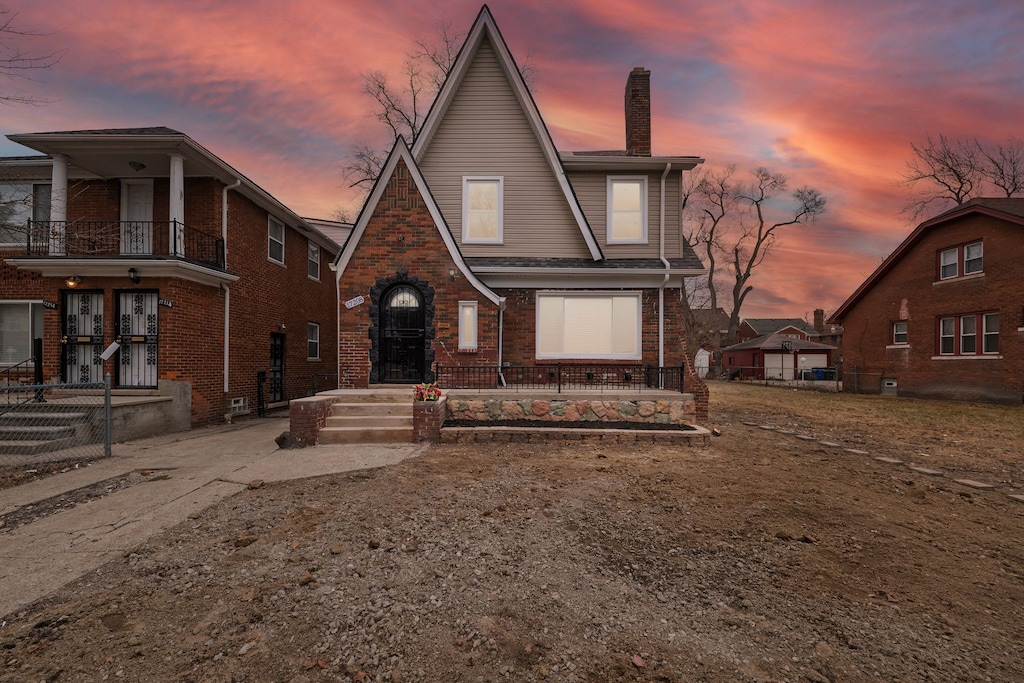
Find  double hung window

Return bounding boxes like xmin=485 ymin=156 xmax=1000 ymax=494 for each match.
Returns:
xmin=607 ymin=177 xmax=647 ymax=243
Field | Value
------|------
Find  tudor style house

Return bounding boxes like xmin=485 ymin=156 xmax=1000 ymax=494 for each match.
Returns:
xmin=0 ymin=128 xmax=339 ymax=428
xmin=830 ymin=198 xmax=1023 ymax=403
xmin=335 ymin=7 xmax=707 ymax=389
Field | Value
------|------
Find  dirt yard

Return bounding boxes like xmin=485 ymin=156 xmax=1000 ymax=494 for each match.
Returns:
xmin=1 ymin=382 xmax=1023 ymax=682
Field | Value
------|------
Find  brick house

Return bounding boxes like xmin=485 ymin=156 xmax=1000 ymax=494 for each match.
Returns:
xmin=0 ymin=128 xmax=339 ymax=427
xmin=829 ymin=198 xmax=1023 ymax=403
xmin=335 ymin=7 xmax=707 ymax=389
xmin=721 ymin=333 xmax=834 ymax=380
xmin=735 ymin=318 xmax=817 ymax=344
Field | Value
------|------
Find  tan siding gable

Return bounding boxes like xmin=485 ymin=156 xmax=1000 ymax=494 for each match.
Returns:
xmin=419 ymin=37 xmax=590 ymax=259
xmin=569 ymin=170 xmax=684 ymax=258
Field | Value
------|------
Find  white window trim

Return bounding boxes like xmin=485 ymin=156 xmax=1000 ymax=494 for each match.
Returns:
xmin=964 ymin=241 xmax=984 ymax=275
xmin=939 ymin=246 xmax=958 ymax=280
xmin=307 ymin=322 xmax=320 ymax=360
xmin=0 ymin=300 xmax=45 ymax=365
xmin=606 ymin=176 xmax=648 ymax=244
xmin=307 ymin=241 xmax=320 ymax=281
xmin=268 ymin=216 xmax=285 ymax=265
xmin=458 ymin=301 xmax=478 ymax=351
xmin=461 ymin=176 xmax=503 ymax=244
xmin=0 ymin=183 xmax=51 ymax=246
xmin=535 ymin=291 xmax=642 ymax=361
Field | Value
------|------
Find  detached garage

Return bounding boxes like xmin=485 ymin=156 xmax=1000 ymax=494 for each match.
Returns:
xmin=722 ymin=333 xmax=835 ymax=381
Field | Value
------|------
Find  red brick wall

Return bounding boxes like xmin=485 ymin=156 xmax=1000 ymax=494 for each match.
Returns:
xmin=839 ymin=212 xmax=1023 ymax=403
xmin=338 ymin=159 xmax=499 ymax=388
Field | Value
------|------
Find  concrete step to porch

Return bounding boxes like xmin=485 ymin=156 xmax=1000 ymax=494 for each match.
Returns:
xmin=318 ymin=426 xmax=415 ymax=444
xmin=330 ymin=402 xmax=412 ymax=417
xmin=0 ymin=424 xmax=78 ymax=441
xmin=0 ymin=437 xmax=78 ymax=456
xmin=0 ymin=411 xmax=89 ymax=427
xmin=317 ymin=395 xmax=415 ymax=444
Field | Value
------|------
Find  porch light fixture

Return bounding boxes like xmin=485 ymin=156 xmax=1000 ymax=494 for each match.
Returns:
xmin=448 ymin=267 xmax=457 ymax=280
xmin=128 ymin=267 xmax=140 ymax=284
xmin=128 ymin=160 xmax=146 ymax=172
xmin=65 ymin=275 xmax=81 ymax=288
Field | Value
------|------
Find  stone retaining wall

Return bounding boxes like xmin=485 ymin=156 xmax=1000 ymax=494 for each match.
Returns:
xmin=446 ymin=397 xmax=696 ymax=425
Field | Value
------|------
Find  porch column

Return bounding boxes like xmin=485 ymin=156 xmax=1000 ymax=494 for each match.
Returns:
xmin=49 ymin=154 xmax=68 ymax=255
xmin=169 ymin=153 xmax=185 ymax=256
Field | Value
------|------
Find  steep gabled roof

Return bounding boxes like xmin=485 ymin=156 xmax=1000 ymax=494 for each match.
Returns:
xmin=334 ymin=136 xmax=502 ymax=307
xmin=830 ymin=197 xmax=1024 ymax=323
xmin=410 ymin=5 xmax=603 ymax=261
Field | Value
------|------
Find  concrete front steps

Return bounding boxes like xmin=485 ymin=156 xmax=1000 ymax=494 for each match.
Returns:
xmin=0 ymin=410 xmax=91 ymax=456
xmin=317 ymin=392 xmax=414 ymax=444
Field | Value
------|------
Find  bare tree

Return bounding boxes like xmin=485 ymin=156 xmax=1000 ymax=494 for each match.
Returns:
xmin=0 ymin=7 xmax=62 ymax=105
xmin=977 ymin=137 xmax=1024 ymax=197
xmin=901 ymin=134 xmax=1024 ymax=219
xmin=682 ymin=166 xmax=826 ymax=350
xmin=342 ymin=21 xmax=466 ymax=194
xmin=343 ymin=20 xmax=535 ymax=196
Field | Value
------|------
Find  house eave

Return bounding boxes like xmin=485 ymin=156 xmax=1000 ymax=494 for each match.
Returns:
xmin=4 ymin=257 xmax=239 ymax=287
xmin=560 ymin=154 xmax=705 ymax=171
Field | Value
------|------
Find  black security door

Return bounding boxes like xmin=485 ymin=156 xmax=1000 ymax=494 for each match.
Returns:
xmin=269 ymin=333 xmax=284 ymax=402
xmin=380 ymin=285 xmax=425 ymax=383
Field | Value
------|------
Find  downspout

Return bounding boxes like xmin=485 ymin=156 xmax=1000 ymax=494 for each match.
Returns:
xmin=221 ymin=179 xmax=242 ymax=394
xmin=658 ymin=163 xmax=672 ymax=381
xmin=497 ymin=297 xmax=507 ymax=387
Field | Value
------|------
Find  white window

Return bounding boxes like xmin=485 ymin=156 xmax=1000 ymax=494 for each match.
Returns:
xmin=268 ymin=216 xmax=285 ymax=264
xmin=607 ymin=177 xmax=647 ymax=243
xmin=1 ymin=183 xmax=51 ymax=245
xmin=0 ymin=302 xmax=45 ymax=364
xmin=960 ymin=315 xmax=976 ymax=354
xmin=964 ymin=241 xmax=983 ymax=274
xmin=983 ymin=313 xmax=999 ymax=353
xmin=939 ymin=317 xmax=955 ymax=354
xmin=307 ymin=323 xmax=320 ymax=360
xmin=458 ymin=301 xmax=478 ymax=351
xmin=462 ymin=177 xmax=503 ymax=243
xmin=939 ymin=247 xmax=958 ymax=279
xmin=892 ymin=321 xmax=908 ymax=345
xmin=536 ymin=292 xmax=641 ymax=360
xmin=307 ymin=241 xmax=320 ymax=281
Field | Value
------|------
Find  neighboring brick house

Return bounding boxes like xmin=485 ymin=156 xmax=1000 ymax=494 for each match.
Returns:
xmin=829 ymin=198 xmax=1023 ymax=403
xmin=735 ymin=318 xmax=817 ymax=344
xmin=721 ymin=333 xmax=834 ymax=380
xmin=0 ymin=128 xmax=339 ymax=426
xmin=335 ymin=7 xmax=708 ymax=390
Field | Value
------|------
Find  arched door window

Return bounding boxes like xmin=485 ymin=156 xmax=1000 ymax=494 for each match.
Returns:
xmin=379 ymin=285 xmax=425 ymax=382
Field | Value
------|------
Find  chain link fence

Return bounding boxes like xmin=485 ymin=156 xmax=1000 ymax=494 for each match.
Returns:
xmin=0 ymin=379 xmax=111 ymax=467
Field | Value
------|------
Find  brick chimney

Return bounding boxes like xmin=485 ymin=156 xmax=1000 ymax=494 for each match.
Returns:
xmin=625 ymin=67 xmax=651 ymax=156
xmin=813 ymin=308 xmax=825 ymax=333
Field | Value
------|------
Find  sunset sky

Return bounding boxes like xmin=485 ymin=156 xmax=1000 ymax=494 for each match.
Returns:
xmin=2 ymin=1 xmax=1021 ymax=319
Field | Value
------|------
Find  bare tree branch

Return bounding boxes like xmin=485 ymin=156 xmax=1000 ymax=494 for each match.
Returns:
xmin=977 ymin=137 xmax=1024 ymax=197
xmin=0 ymin=8 xmax=63 ymax=105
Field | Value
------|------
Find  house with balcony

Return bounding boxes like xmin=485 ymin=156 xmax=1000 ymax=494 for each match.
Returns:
xmin=0 ymin=128 xmax=339 ymax=432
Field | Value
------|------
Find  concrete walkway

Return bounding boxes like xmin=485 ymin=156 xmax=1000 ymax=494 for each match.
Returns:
xmin=0 ymin=416 xmax=425 ymax=618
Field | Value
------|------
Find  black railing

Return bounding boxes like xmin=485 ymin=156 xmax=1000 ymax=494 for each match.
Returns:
xmin=26 ymin=220 xmax=225 ymax=270
xmin=436 ymin=363 xmax=685 ymax=393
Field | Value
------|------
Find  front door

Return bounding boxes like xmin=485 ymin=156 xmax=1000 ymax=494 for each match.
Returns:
xmin=379 ymin=284 xmax=425 ymax=383
xmin=116 ymin=291 xmax=159 ymax=388
xmin=121 ymin=180 xmax=154 ymax=255
xmin=61 ymin=290 xmax=104 ymax=383
xmin=269 ymin=333 xmax=284 ymax=403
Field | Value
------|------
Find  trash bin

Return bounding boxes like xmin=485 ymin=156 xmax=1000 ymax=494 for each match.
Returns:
xmin=813 ymin=368 xmax=825 ymax=381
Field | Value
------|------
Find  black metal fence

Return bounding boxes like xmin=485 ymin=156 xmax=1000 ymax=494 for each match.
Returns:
xmin=436 ymin=364 xmax=685 ymax=393
xmin=26 ymin=220 xmax=225 ymax=270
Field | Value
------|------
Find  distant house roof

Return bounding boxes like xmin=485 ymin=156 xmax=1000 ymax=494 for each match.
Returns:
xmin=741 ymin=318 xmax=816 ymax=336
xmin=723 ymin=333 xmax=835 ymax=352
xmin=830 ymin=197 xmax=1024 ymax=323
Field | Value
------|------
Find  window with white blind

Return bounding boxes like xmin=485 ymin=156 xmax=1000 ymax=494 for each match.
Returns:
xmin=536 ymin=293 xmax=641 ymax=359
xmin=607 ymin=177 xmax=647 ymax=243
xmin=0 ymin=302 xmax=45 ymax=364
xmin=268 ymin=216 xmax=285 ymax=264
xmin=458 ymin=301 xmax=478 ymax=350
xmin=462 ymin=177 xmax=503 ymax=243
